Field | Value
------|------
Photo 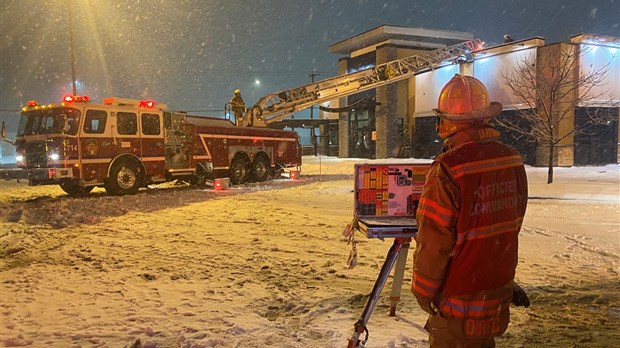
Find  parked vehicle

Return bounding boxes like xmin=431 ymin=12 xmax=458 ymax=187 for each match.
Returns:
xmin=0 ymin=96 xmax=302 ymax=195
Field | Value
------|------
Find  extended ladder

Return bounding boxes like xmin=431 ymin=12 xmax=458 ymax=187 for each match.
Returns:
xmin=242 ymin=39 xmax=483 ymax=127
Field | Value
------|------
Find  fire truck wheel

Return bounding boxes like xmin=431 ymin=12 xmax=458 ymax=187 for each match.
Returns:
xmin=251 ymin=156 xmax=270 ymax=182
xmin=59 ymin=180 xmax=94 ymax=195
xmin=106 ymin=160 xmax=142 ymax=195
xmin=229 ymin=157 xmax=250 ymax=185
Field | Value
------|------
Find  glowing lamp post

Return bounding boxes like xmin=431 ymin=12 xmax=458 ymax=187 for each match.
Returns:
xmin=252 ymin=79 xmax=260 ymax=100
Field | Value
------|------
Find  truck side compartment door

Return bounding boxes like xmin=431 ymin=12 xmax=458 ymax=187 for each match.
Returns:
xmin=139 ymin=111 xmax=165 ymax=181
xmin=80 ymin=109 xmax=113 ymax=183
xmin=164 ymin=112 xmax=193 ymax=170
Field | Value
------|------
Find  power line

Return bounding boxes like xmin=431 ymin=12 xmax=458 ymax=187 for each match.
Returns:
xmin=236 ymin=70 xmax=338 ymax=76
xmin=179 ymin=109 xmax=225 ymax=113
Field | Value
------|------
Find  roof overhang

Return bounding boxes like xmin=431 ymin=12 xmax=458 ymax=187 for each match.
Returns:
xmin=329 ymin=25 xmax=474 ymax=57
xmin=571 ymin=33 xmax=620 ymax=48
xmin=471 ymin=37 xmax=545 ymax=60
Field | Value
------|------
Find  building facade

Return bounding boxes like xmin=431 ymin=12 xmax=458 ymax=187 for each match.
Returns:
xmin=325 ymin=25 xmax=474 ymax=159
xmin=322 ymin=25 xmax=620 ymax=166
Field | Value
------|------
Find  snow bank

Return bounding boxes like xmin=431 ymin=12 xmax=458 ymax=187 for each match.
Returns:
xmin=0 ymin=156 xmax=618 ymax=347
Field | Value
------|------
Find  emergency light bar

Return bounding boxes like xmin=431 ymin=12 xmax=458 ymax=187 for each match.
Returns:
xmin=22 ymin=100 xmax=51 ymax=111
xmin=102 ymin=97 xmax=167 ymax=110
xmin=139 ymin=100 xmax=156 ymax=108
xmin=63 ymin=95 xmax=90 ymax=103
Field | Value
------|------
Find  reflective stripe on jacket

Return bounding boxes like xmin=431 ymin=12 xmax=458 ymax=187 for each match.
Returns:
xmin=412 ymin=126 xmax=528 ymax=326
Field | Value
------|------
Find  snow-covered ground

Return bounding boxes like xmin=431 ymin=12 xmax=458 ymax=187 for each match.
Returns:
xmin=0 ymin=156 xmax=618 ymax=348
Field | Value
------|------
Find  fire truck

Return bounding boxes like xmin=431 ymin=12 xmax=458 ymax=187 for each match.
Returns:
xmin=0 ymin=96 xmax=301 ymax=195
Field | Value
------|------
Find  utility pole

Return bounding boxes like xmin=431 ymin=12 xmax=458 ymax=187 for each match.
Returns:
xmin=67 ymin=0 xmax=77 ymax=96
xmin=309 ymin=71 xmax=320 ymax=156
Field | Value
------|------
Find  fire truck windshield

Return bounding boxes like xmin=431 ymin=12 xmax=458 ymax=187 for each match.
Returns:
xmin=17 ymin=107 xmax=81 ymax=136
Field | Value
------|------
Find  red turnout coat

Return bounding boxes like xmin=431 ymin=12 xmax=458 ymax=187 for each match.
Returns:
xmin=412 ymin=125 xmax=528 ymax=338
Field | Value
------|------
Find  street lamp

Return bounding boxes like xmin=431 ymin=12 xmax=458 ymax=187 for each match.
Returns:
xmin=252 ymin=79 xmax=260 ymax=100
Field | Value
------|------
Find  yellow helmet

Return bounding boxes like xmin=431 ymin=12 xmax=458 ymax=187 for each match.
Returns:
xmin=234 ymin=89 xmax=241 ymax=94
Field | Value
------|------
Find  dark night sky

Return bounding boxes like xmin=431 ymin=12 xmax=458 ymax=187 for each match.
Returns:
xmin=1 ymin=0 xmax=618 ymax=119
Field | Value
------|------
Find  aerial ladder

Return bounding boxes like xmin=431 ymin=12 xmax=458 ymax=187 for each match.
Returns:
xmin=239 ymin=39 xmax=484 ymax=127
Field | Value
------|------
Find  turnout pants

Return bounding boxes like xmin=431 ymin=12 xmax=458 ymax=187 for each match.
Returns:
xmin=426 ymin=314 xmax=496 ymax=348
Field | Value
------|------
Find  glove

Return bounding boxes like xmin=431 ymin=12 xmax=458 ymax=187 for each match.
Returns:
xmin=415 ymin=294 xmax=437 ymax=315
xmin=512 ymin=283 xmax=530 ymax=307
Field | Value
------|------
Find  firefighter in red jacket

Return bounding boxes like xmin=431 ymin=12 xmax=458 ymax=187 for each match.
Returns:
xmin=412 ymin=74 xmax=529 ymax=347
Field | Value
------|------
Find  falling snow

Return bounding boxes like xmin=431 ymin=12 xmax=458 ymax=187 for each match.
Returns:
xmin=0 ymin=157 xmax=619 ymax=347
xmin=0 ymin=2 xmax=619 ymax=344
xmin=590 ymin=7 xmax=598 ymax=18
xmin=0 ymin=0 xmax=618 ymax=120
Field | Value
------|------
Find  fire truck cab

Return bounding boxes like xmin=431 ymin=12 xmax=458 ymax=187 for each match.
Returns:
xmin=1 ymin=96 xmax=302 ymax=195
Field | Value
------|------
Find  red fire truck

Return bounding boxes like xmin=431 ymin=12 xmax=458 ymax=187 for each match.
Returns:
xmin=0 ymin=96 xmax=302 ymax=195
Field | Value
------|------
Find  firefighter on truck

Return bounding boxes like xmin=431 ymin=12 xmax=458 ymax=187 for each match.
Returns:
xmin=0 ymin=95 xmax=302 ymax=196
xmin=229 ymin=89 xmax=246 ymax=126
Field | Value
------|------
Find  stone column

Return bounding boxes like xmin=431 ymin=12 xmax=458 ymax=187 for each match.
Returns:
xmin=318 ymin=123 xmax=326 ymax=156
xmin=337 ymin=57 xmax=350 ymax=158
xmin=375 ymin=45 xmax=400 ymax=158
xmin=535 ymin=43 xmax=576 ymax=166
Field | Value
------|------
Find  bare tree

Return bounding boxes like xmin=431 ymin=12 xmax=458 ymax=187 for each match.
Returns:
xmin=497 ymin=44 xmax=617 ymax=183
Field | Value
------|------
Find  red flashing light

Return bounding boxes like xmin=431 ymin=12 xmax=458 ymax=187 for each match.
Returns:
xmin=63 ymin=95 xmax=90 ymax=103
xmin=27 ymin=100 xmax=38 ymax=107
xmin=289 ymin=170 xmax=300 ymax=180
xmin=139 ymin=100 xmax=156 ymax=108
xmin=213 ymin=178 xmax=227 ymax=191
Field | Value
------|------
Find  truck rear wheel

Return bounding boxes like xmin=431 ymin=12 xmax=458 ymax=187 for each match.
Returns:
xmin=251 ymin=156 xmax=270 ymax=182
xmin=229 ymin=157 xmax=250 ymax=185
xmin=105 ymin=160 xmax=142 ymax=195
xmin=60 ymin=180 xmax=94 ymax=195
